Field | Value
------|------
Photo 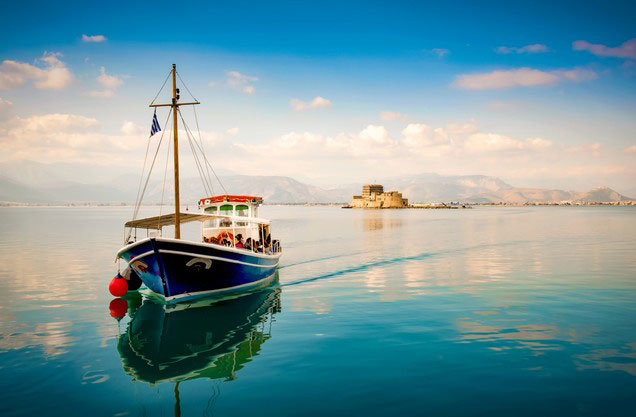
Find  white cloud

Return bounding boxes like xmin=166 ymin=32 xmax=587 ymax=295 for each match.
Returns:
xmin=558 ymin=69 xmax=598 ymax=82
xmin=496 ymin=44 xmax=549 ymax=54
xmin=0 ymin=52 xmax=73 ymax=90
xmin=290 ymin=96 xmax=332 ymax=111
xmin=624 ymin=145 xmax=636 ymax=154
xmin=402 ymin=123 xmax=449 ymax=148
xmin=0 ymin=97 xmax=12 ymax=113
xmin=82 ymin=34 xmax=107 ymax=43
xmin=88 ymin=67 xmax=123 ymax=97
xmin=464 ymin=133 xmax=552 ymax=153
xmin=453 ymin=67 xmax=598 ymax=90
xmin=226 ymin=70 xmax=257 ymax=94
xmin=97 ymin=66 xmax=123 ymax=89
xmin=573 ymin=38 xmax=636 ymax=59
xmin=423 ymin=48 xmax=450 ymax=58
xmin=121 ymin=121 xmax=143 ymax=135
xmin=380 ymin=111 xmax=407 ymax=121
xmin=226 ymin=127 xmax=239 ymax=136
xmin=431 ymin=48 xmax=450 ymax=58
xmin=566 ymin=143 xmax=602 ymax=154
xmin=1 ymin=112 xmax=630 ymax=190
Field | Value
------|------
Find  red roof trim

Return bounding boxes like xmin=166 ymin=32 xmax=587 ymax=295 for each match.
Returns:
xmin=199 ymin=195 xmax=263 ymax=204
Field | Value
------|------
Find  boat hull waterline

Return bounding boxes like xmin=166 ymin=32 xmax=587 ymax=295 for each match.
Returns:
xmin=117 ymin=237 xmax=280 ymax=302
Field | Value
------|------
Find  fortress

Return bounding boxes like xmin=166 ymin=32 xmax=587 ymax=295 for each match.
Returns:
xmin=350 ymin=184 xmax=409 ymax=208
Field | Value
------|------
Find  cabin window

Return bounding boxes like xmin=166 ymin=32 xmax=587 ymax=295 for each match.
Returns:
xmin=236 ymin=204 xmax=249 ymax=226
xmin=219 ymin=204 xmax=233 ymax=227
xmin=204 ymin=206 xmax=218 ymax=228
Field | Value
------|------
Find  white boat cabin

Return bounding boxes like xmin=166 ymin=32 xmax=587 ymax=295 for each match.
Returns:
xmin=198 ymin=195 xmax=279 ymax=252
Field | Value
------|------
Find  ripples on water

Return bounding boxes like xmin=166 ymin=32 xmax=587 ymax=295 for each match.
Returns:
xmin=0 ymin=206 xmax=635 ymax=416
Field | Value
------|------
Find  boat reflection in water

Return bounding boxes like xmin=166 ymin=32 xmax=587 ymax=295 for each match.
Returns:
xmin=117 ymin=285 xmax=281 ymax=385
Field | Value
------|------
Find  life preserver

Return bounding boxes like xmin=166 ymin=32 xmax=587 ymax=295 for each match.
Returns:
xmin=216 ymin=231 xmax=234 ymax=242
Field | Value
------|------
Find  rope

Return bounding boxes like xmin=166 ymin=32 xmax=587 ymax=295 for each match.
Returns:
xmin=180 ymin=110 xmax=229 ymax=195
xmin=127 ymin=107 xmax=173 ymax=241
xmin=176 ymin=71 xmax=198 ymax=101
xmin=130 ymin=132 xmax=153 ymax=224
xmin=158 ymin=120 xmax=172 ymax=230
xmin=179 ymin=109 xmax=213 ymax=193
xmin=150 ymin=70 xmax=172 ymax=105
xmin=179 ymin=109 xmax=213 ymax=196
xmin=192 ymin=105 xmax=215 ymax=194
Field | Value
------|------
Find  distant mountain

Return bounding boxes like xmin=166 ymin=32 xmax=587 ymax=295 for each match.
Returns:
xmin=383 ymin=174 xmax=512 ymax=202
xmin=143 ymin=175 xmax=351 ymax=204
xmin=574 ymin=186 xmax=634 ymax=202
xmin=467 ymin=186 xmax=634 ymax=203
xmin=0 ymin=160 xmax=633 ymax=204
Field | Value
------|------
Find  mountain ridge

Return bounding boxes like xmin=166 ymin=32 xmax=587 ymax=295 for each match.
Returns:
xmin=0 ymin=161 xmax=633 ymax=204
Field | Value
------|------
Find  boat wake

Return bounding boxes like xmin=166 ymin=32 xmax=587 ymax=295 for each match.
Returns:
xmin=280 ymin=251 xmax=435 ymax=287
xmin=279 ymin=251 xmax=370 ymax=269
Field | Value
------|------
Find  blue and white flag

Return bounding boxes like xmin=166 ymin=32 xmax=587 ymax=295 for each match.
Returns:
xmin=150 ymin=111 xmax=161 ymax=137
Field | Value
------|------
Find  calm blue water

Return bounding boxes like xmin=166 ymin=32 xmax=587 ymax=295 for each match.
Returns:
xmin=0 ymin=206 xmax=635 ymax=416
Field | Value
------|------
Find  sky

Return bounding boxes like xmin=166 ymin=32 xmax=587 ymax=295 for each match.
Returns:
xmin=1 ymin=0 xmax=635 ymax=193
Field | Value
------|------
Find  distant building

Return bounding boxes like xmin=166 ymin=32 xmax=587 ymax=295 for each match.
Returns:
xmin=351 ymin=184 xmax=408 ymax=208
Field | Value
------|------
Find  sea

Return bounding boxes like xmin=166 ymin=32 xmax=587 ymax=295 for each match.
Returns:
xmin=0 ymin=205 xmax=635 ymax=416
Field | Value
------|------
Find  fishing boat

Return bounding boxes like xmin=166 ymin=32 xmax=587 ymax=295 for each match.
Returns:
xmin=115 ymin=65 xmax=282 ymax=302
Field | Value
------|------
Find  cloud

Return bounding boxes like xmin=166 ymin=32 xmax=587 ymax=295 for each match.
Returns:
xmin=97 ymin=67 xmax=123 ymax=89
xmin=0 ymin=52 xmax=73 ymax=90
xmin=380 ymin=111 xmax=407 ymax=121
xmin=290 ymin=96 xmax=332 ymax=111
xmin=226 ymin=70 xmax=257 ymax=94
xmin=1 ymin=112 xmax=630 ymax=190
xmin=226 ymin=127 xmax=239 ymax=136
xmin=464 ymin=133 xmax=552 ymax=153
xmin=453 ymin=67 xmax=597 ymax=90
xmin=557 ymin=69 xmax=598 ymax=82
xmin=573 ymin=38 xmax=636 ymax=59
xmin=0 ymin=97 xmax=12 ymax=112
xmin=88 ymin=67 xmax=123 ymax=97
xmin=431 ymin=48 xmax=450 ymax=58
xmin=423 ymin=48 xmax=450 ymax=58
xmin=496 ymin=44 xmax=549 ymax=54
xmin=566 ymin=143 xmax=602 ymax=154
xmin=121 ymin=121 xmax=143 ymax=135
xmin=625 ymin=145 xmax=636 ymax=154
xmin=82 ymin=34 xmax=107 ymax=43
xmin=402 ymin=123 xmax=449 ymax=148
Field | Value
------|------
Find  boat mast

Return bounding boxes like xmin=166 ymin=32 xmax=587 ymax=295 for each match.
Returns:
xmin=171 ymin=64 xmax=181 ymax=239
xmin=149 ymin=65 xmax=200 ymax=240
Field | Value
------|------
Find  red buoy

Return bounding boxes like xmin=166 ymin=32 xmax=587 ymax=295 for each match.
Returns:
xmin=109 ymin=298 xmax=128 ymax=319
xmin=109 ymin=276 xmax=128 ymax=297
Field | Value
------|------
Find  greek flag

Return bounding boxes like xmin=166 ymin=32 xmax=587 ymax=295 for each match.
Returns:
xmin=150 ymin=111 xmax=161 ymax=137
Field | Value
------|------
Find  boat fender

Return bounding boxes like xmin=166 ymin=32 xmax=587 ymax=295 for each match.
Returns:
xmin=109 ymin=274 xmax=128 ymax=297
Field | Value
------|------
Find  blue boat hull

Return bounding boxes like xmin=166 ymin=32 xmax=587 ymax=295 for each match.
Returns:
xmin=117 ymin=238 xmax=280 ymax=302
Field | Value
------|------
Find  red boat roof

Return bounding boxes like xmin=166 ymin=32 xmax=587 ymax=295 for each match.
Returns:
xmin=199 ymin=195 xmax=263 ymax=205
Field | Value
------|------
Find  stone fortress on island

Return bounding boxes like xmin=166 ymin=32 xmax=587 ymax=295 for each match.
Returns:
xmin=349 ymin=184 xmax=409 ymax=208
